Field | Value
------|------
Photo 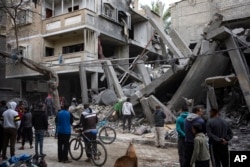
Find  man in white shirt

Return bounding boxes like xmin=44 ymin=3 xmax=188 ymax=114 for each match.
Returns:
xmin=122 ymin=98 xmax=135 ymax=133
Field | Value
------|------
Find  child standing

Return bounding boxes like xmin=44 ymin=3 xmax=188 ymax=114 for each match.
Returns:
xmin=190 ymin=124 xmax=210 ymax=167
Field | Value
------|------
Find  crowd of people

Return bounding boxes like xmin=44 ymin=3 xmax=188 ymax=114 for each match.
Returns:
xmin=0 ymin=96 xmax=99 ymax=164
xmin=176 ymin=105 xmax=233 ymax=167
xmin=0 ymin=100 xmax=48 ymax=161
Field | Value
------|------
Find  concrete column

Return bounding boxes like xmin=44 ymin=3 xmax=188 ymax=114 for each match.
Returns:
xmin=136 ymin=60 xmax=151 ymax=86
xmin=104 ymin=60 xmax=125 ymax=99
xmin=114 ymin=45 xmax=129 ymax=69
xmin=91 ymin=72 xmax=98 ymax=90
xmin=79 ymin=64 xmax=89 ymax=104
xmin=140 ymin=97 xmax=154 ymax=126
xmin=225 ymin=36 xmax=250 ymax=111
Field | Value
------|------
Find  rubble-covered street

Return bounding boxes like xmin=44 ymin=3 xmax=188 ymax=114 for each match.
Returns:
xmin=12 ymin=133 xmax=179 ymax=167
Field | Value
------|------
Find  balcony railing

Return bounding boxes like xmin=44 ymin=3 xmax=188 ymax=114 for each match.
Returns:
xmin=42 ymin=9 xmax=96 ymax=35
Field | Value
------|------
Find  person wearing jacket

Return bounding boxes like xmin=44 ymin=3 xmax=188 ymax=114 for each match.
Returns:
xmin=32 ymin=102 xmax=48 ymax=157
xmin=75 ymin=104 xmax=98 ymax=162
xmin=176 ymin=105 xmax=189 ymax=167
xmin=56 ymin=104 xmax=73 ymax=163
xmin=19 ymin=108 xmax=33 ymax=150
xmin=0 ymin=101 xmax=21 ymax=160
xmin=184 ymin=106 xmax=205 ymax=167
xmin=153 ymin=105 xmax=166 ymax=148
xmin=190 ymin=123 xmax=210 ymax=167
xmin=122 ymin=98 xmax=135 ymax=133
xmin=206 ymin=108 xmax=233 ymax=167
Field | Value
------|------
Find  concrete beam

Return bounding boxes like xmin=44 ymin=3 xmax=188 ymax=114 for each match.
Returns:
xmin=136 ymin=60 xmax=151 ymax=86
xmin=192 ymin=39 xmax=202 ymax=56
xmin=225 ymin=35 xmax=250 ymax=111
xmin=103 ymin=60 xmax=125 ymax=99
xmin=79 ymin=64 xmax=89 ymax=104
xmin=140 ymin=97 xmax=154 ymax=126
xmin=206 ymin=26 xmax=231 ymax=40
xmin=115 ymin=65 xmax=142 ymax=83
xmin=143 ymin=6 xmax=185 ymax=58
xmin=169 ymin=29 xmax=193 ymax=56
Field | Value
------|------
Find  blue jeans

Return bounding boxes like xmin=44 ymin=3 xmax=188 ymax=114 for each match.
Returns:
xmin=35 ymin=130 xmax=44 ymax=155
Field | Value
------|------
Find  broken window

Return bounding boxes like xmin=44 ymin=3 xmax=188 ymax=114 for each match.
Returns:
xmin=103 ymin=3 xmax=115 ymax=20
xmin=68 ymin=5 xmax=79 ymax=12
xmin=62 ymin=43 xmax=84 ymax=54
xmin=45 ymin=47 xmax=54 ymax=57
xmin=16 ymin=9 xmax=32 ymax=25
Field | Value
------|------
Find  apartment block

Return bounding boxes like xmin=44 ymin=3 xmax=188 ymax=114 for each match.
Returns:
xmin=5 ymin=0 xmax=161 ymax=101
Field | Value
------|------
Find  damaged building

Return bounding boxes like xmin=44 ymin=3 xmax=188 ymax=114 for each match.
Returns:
xmin=2 ymin=0 xmax=250 ymax=136
xmin=0 ymin=4 xmax=21 ymax=100
xmin=4 ymin=0 xmax=162 ymax=103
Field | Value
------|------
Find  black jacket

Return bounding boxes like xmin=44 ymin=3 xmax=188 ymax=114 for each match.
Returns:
xmin=32 ymin=110 xmax=48 ymax=130
xmin=154 ymin=110 xmax=166 ymax=127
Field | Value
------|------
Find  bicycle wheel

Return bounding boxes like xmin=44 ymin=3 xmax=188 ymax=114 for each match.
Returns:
xmin=98 ymin=126 xmax=116 ymax=144
xmin=91 ymin=141 xmax=107 ymax=166
xmin=69 ymin=138 xmax=84 ymax=161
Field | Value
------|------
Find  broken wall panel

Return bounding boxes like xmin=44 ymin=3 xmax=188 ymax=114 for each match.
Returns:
xmin=167 ymin=42 xmax=230 ymax=110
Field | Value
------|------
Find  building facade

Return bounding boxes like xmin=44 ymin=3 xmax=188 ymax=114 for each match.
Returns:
xmin=170 ymin=0 xmax=250 ymax=45
xmin=5 ymin=0 xmax=161 ymax=102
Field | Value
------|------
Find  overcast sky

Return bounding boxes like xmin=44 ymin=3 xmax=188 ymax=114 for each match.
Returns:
xmin=139 ymin=0 xmax=181 ymax=8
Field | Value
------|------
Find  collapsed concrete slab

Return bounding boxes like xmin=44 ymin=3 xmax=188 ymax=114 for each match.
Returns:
xmin=167 ymin=42 xmax=230 ymax=110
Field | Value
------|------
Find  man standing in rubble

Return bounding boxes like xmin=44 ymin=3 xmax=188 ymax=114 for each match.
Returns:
xmin=184 ymin=106 xmax=205 ymax=167
xmin=176 ymin=105 xmax=189 ymax=167
xmin=122 ymin=98 xmax=135 ymax=133
xmin=153 ymin=105 xmax=166 ymax=148
xmin=206 ymin=108 xmax=233 ymax=167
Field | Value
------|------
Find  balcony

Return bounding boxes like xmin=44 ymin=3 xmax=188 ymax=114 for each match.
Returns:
xmin=42 ymin=9 xmax=96 ymax=35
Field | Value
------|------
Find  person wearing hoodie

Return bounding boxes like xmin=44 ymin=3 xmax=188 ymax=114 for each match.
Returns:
xmin=176 ymin=105 xmax=189 ymax=167
xmin=0 ymin=101 xmax=21 ymax=160
xmin=184 ymin=106 xmax=205 ymax=167
xmin=190 ymin=123 xmax=210 ymax=167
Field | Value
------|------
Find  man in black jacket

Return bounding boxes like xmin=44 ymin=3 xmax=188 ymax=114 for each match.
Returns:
xmin=206 ymin=108 xmax=233 ymax=167
xmin=75 ymin=104 xmax=98 ymax=162
xmin=32 ymin=102 xmax=48 ymax=156
xmin=153 ymin=105 xmax=166 ymax=148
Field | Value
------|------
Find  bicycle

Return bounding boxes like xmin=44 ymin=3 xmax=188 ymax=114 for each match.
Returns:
xmin=97 ymin=118 xmax=116 ymax=144
xmin=69 ymin=129 xmax=107 ymax=166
